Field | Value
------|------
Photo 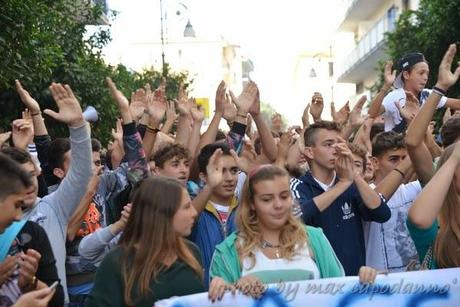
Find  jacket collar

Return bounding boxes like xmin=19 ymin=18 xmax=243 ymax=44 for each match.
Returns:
xmin=205 ymin=196 xmax=238 ymax=220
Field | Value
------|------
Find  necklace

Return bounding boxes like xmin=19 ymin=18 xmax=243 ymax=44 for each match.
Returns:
xmin=261 ymin=239 xmax=281 ymax=258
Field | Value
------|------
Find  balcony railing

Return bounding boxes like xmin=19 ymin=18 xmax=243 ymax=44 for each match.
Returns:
xmin=337 ymin=7 xmax=398 ymax=81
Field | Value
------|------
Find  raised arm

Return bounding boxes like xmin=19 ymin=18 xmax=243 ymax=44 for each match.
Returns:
xmin=42 ymin=83 xmax=92 ymax=222
xmin=409 ymin=142 xmax=460 ymax=228
xmin=374 ymin=156 xmax=412 ymax=200
xmin=188 ymin=100 xmax=205 ymax=157
xmin=249 ymin=84 xmax=277 ymax=161
xmin=368 ymin=61 xmax=396 ymax=118
xmin=406 ymin=44 xmax=460 ymax=183
xmin=107 ymin=78 xmax=149 ymax=183
xmin=198 ymin=81 xmax=225 ymax=150
xmin=175 ymin=84 xmax=192 ymax=147
xmin=191 ymin=149 xmax=223 ymax=215
xmin=309 ymin=92 xmax=324 ymax=123
xmin=341 ymin=95 xmax=366 ymax=140
xmin=67 ymin=169 xmax=100 ymax=241
xmin=142 ymin=87 xmax=167 ymax=160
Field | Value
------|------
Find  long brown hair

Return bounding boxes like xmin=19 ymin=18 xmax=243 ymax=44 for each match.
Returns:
xmin=236 ymin=165 xmax=308 ymax=270
xmin=119 ymin=177 xmax=203 ymax=306
xmin=433 ymin=144 xmax=460 ymax=268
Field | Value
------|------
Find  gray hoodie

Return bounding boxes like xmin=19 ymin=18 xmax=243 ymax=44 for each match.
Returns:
xmin=23 ymin=123 xmax=92 ymax=304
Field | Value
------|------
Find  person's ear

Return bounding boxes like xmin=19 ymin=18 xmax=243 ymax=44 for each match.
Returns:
xmin=153 ymin=166 xmax=162 ymax=175
xmin=370 ymin=156 xmax=379 ymax=171
xmin=402 ymin=70 xmax=411 ymax=81
xmin=303 ymin=146 xmax=314 ymax=160
xmin=53 ymin=168 xmax=65 ymax=180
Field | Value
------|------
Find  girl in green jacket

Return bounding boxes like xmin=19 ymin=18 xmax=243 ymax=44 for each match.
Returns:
xmin=208 ymin=165 xmax=377 ymax=301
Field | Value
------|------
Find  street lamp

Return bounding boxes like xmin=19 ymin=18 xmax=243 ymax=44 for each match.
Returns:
xmin=159 ymin=0 xmax=195 ymax=72
xmin=184 ymin=19 xmax=195 ymax=37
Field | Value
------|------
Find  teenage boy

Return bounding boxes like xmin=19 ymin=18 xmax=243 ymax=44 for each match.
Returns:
xmin=188 ymin=82 xmax=258 ymax=287
xmin=152 ymin=143 xmax=200 ymax=198
xmin=378 ymin=53 xmax=460 ymax=132
xmin=291 ymin=121 xmax=390 ymax=275
xmin=366 ymin=131 xmax=421 ymax=272
xmin=0 ymin=148 xmax=64 ymax=306
xmin=9 ymin=82 xmax=93 ymax=304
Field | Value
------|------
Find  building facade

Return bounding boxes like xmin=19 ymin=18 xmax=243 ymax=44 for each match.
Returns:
xmin=335 ymin=0 xmax=420 ymax=95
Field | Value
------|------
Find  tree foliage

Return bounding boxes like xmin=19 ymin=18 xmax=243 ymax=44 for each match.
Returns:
xmin=385 ymin=0 xmax=460 ymax=97
xmin=370 ymin=0 xmax=460 ymax=127
xmin=0 ymin=0 xmax=191 ymax=144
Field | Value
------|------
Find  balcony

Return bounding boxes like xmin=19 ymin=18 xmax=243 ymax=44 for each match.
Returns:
xmin=338 ymin=0 xmax=385 ymax=32
xmin=73 ymin=0 xmax=110 ymax=25
xmin=336 ymin=8 xmax=398 ymax=84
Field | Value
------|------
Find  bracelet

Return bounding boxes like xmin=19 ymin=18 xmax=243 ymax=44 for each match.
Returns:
xmin=394 ymin=168 xmax=405 ymax=177
xmin=146 ymin=126 xmax=160 ymax=134
xmin=31 ymin=111 xmax=41 ymax=116
xmin=433 ymin=86 xmax=447 ymax=96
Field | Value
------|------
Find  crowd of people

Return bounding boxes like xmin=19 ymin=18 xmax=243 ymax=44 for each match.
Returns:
xmin=1 ymin=43 xmax=460 ymax=307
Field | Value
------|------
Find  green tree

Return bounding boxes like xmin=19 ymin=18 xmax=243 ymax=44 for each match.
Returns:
xmin=0 ymin=0 xmax=191 ymax=144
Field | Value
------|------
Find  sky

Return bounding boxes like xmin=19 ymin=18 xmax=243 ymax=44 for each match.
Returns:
xmin=103 ymin=0 xmax=353 ymax=124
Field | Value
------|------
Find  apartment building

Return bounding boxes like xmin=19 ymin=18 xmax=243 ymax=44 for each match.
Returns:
xmin=335 ymin=0 xmax=420 ymax=95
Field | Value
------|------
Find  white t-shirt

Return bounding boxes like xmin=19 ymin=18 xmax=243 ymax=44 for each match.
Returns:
xmin=364 ymin=181 xmax=422 ymax=272
xmin=382 ymin=88 xmax=447 ymax=131
xmin=241 ymin=244 xmax=320 ymax=283
xmin=313 ymin=173 xmax=336 ymax=192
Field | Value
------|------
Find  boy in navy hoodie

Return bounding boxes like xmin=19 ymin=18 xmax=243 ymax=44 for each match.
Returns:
xmin=290 ymin=121 xmax=390 ymax=275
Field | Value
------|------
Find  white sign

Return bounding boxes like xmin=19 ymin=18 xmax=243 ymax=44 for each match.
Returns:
xmin=157 ymin=268 xmax=460 ymax=307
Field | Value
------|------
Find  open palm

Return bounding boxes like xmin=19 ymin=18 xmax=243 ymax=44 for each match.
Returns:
xmin=45 ymin=83 xmax=84 ymax=127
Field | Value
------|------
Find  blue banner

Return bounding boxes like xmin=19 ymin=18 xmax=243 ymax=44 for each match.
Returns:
xmin=157 ymin=268 xmax=460 ymax=307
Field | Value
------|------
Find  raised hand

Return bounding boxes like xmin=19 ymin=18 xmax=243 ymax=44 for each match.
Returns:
xmin=146 ymin=91 xmax=166 ymax=124
xmin=214 ymin=81 xmax=226 ymax=115
xmin=206 ymin=149 xmax=224 ymax=189
xmin=248 ymin=84 xmax=261 ymax=116
xmin=15 ymin=80 xmax=41 ymax=114
xmin=18 ymin=249 xmax=41 ymax=292
xmin=384 ymin=60 xmax=396 ymax=89
xmin=302 ymin=103 xmax=311 ymax=128
xmin=349 ymin=96 xmax=367 ymax=128
xmin=129 ymin=88 xmax=146 ymax=121
xmin=176 ymin=87 xmax=191 ymax=116
xmin=107 ymin=78 xmax=132 ymax=124
xmin=230 ymin=148 xmax=257 ymax=175
xmin=436 ymin=43 xmax=460 ymax=91
xmin=334 ymin=143 xmax=354 ymax=182
xmin=190 ymin=99 xmax=205 ymax=123
xmin=332 ymin=101 xmax=350 ymax=125
xmin=111 ymin=203 xmax=132 ymax=234
xmin=45 ymin=83 xmax=84 ymax=127
xmin=0 ymin=131 xmax=12 ymax=147
xmin=395 ymin=92 xmax=420 ymax=123
xmin=12 ymin=116 xmax=34 ymax=150
xmin=165 ymin=100 xmax=178 ymax=123
xmin=309 ymin=92 xmax=324 ymax=121
xmin=107 ymin=78 xmax=129 ymax=111
xmin=230 ymin=81 xmax=258 ymax=115
xmin=111 ymin=118 xmax=123 ymax=145
xmin=222 ymin=93 xmax=237 ymax=122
